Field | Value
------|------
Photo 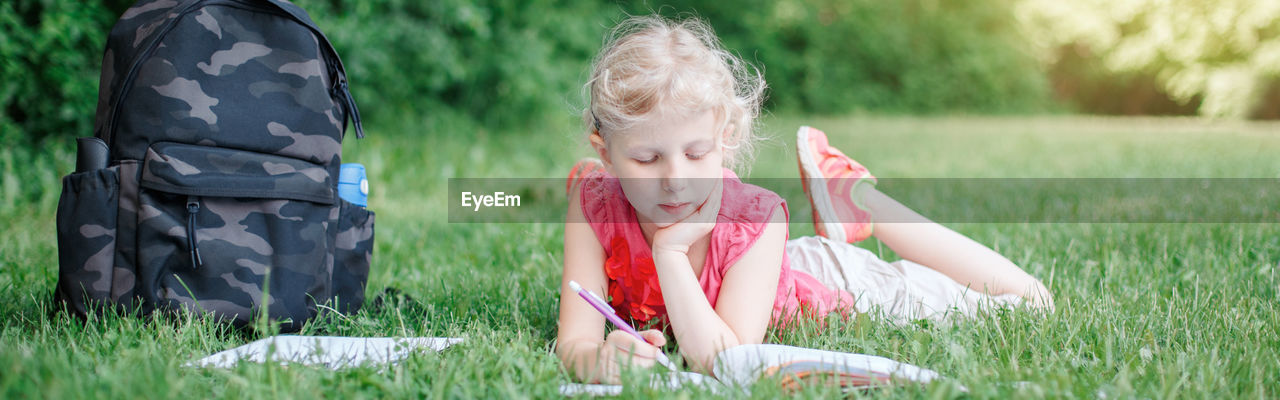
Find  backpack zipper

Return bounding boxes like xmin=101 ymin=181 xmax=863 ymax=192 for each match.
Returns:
xmin=186 ymin=196 xmax=203 ymax=269
xmin=338 ymin=80 xmax=364 ymax=139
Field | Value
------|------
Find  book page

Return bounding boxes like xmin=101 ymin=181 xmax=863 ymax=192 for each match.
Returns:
xmin=558 ymin=371 xmax=728 ymax=396
xmin=712 ymin=344 xmax=941 ymax=387
xmin=558 ymin=344 xmax=945 ymax=395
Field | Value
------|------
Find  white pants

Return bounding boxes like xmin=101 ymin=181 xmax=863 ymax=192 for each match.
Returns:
xmin=785 ymin=236 xmax=1024 ymax=325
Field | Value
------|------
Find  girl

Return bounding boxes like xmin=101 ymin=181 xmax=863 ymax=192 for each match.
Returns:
xmin=556 ymin=15 xmax=1053 ymax=384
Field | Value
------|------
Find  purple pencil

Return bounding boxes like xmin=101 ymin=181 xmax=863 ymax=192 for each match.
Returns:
xmin=569 ymin=280 xmax=677 ymax=370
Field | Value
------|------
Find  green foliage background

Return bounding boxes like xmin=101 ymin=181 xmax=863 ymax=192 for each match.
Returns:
xmin=2 ymin=0 xmax=1276 ymax=148
xmin=296 ymin=0 xmax=617 ymax=130
xmin=0 ymin=0 xmax=120 ymax=145
xmin=297 ymin=0 xmax=1058 ymax=132
xmin=627 ymin=0 xmax=1052 ymax=114
xmin=2 ymin=0 xmax=1054 ymax=146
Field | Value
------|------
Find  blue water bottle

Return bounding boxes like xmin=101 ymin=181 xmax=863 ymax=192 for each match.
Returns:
xmin=338 ymin=163 xmax=368 ymax=207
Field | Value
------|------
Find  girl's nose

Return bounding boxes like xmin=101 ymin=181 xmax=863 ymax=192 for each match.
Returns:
xmin=660 ymin=160 xmax=687 ymax=193
xmin=661 ymin=177 xmax=686 ymax=193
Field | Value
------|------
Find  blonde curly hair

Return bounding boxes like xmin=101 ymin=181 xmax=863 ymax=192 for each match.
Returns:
xmin=583 ymin=15 xmax=767 ymax=172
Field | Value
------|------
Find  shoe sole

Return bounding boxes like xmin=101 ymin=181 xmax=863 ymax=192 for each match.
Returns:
xmin=796 ymin=126 xmax=847 ymax=243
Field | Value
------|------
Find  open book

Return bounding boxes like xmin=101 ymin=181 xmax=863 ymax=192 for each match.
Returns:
xmin=560 ymin=344 xmax=944 ymax=396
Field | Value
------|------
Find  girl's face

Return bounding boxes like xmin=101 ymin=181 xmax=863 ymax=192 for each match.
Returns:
xmin=598 ymin=110 xmax=725 ymax=228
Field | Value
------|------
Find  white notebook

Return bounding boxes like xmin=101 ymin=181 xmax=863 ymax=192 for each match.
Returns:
xmin=188 ymin=335 xmax=464 ymax=369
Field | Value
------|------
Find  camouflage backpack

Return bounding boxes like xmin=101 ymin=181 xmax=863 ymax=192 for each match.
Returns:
xmin=55 ymin=0 xmax=374 ymax=332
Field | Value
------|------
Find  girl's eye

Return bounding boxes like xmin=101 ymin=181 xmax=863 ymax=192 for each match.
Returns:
xmin=634 ymin=155 xmax=658 ymax=164
xmin=687 ymin=152 xmax=707 ymax=160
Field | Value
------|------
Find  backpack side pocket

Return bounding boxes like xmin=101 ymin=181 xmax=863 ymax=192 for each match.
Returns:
xmin=332 ymin=199 xmax=374 ymax=315
xmin=55 ymin=166 xmax=120 ymax=315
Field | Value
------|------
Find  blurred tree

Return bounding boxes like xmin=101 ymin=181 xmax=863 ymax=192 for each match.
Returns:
xmin=1018 ymin=0 xmax=1280 ymax=118
xmin=0 ymin=0 xmax=123 ymax=145
xmin=628 ymin=0 xmax=1053 ymax=115
xmin=2 ymin=0 xmax=1066 ymax=144
xmin=296 ymin=0 xmax=615 ymax=131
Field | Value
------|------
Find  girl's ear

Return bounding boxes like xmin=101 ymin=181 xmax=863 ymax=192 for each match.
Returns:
xmin=589 ymin=130 xmax=613 ymax=170
xmin=720 ymin=122 xmax=738 ymax=152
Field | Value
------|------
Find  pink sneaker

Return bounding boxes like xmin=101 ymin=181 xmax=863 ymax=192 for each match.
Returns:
xmin=566 ymin=158 xmax=605 ymax=195
xmin=796 ymin=126 xmax=877 ymax=243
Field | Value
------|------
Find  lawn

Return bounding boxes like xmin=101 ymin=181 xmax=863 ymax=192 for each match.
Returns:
xmin=1 ymin=115 xmax=1277 ymax=398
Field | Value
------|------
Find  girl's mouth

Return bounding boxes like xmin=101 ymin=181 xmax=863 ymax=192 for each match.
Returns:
xmin=658 ymin=202 xmax=690 ymax=214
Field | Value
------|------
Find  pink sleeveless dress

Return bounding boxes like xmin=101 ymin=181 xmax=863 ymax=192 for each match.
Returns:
xmin=579 ymin=168 xmax=854 ymax=327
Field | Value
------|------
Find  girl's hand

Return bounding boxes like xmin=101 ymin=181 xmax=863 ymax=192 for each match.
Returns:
xmin=595 ymin=329 xmax=668 ymax=384
xmin=652 ymin=178 xmax=723 ymax=255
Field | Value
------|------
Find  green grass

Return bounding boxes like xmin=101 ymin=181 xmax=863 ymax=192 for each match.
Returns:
xmin=2 ymin=115 xmax=1278 ymax=398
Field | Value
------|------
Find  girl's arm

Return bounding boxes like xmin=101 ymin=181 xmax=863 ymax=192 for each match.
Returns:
xmin=651 ymin=204 xmax=787 ymax=373
xmin=557 ymin=184 xmax=666 ymax=383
